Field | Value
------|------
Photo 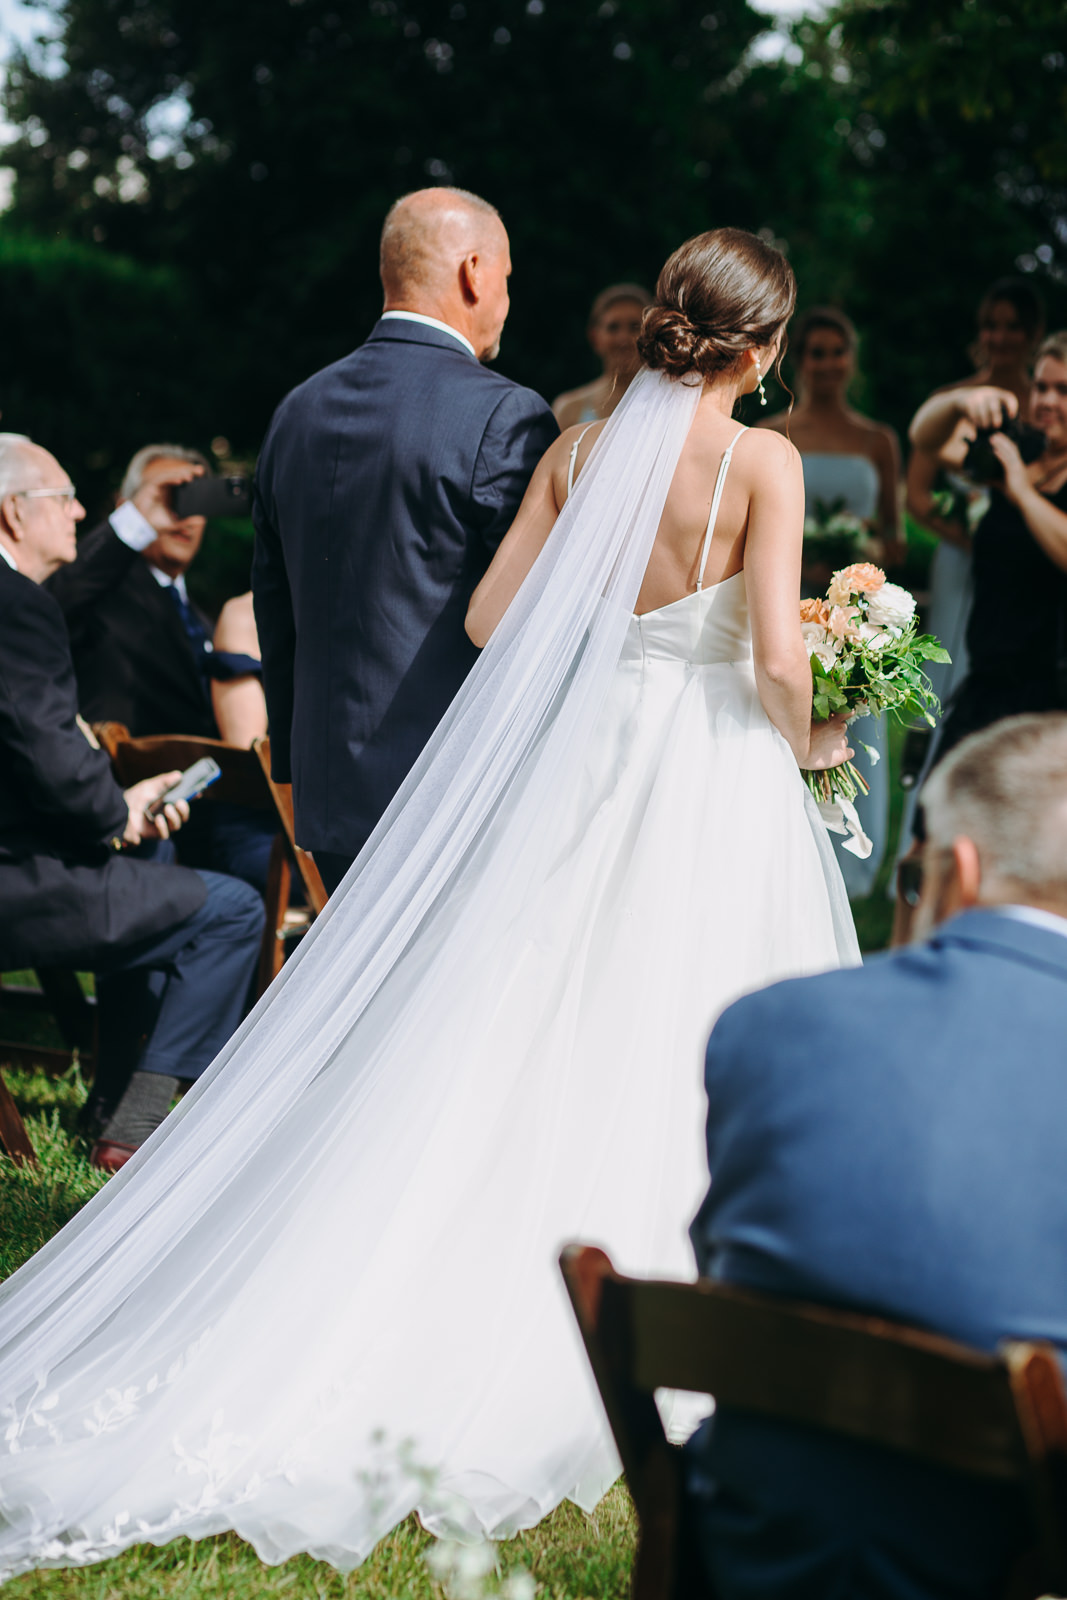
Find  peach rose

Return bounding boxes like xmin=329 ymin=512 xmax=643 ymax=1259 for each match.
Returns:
xmin=828 ymin=562 xmax=886 ymax=606
xmin=799 ymin=597 xmax=831 ymax=625
xmin=828 ymin=604 xmax=861 ymax=641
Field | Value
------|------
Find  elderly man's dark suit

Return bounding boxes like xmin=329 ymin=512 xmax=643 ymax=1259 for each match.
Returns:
xmin=252 ymin=317 xmax=558 ymax=883
xmin=46 ymin=521 xmax=280 ymax=894
xmin=0 ymin=559 xmax=262 ymax=1106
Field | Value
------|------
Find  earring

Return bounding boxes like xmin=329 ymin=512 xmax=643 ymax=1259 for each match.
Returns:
xmin=756 ymin=360 xmax=768 ymax=407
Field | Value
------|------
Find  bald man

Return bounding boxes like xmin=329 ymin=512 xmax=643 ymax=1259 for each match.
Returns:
xmin=253 ymin=187 xmax=558 ymax=892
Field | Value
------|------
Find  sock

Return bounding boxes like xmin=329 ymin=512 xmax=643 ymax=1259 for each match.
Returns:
xmin=99 ymin=1071 xmax=179 ymax=1147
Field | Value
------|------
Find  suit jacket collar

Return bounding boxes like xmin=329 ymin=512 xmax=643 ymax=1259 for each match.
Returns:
xmin=364 ymin=316 xmax=478 ymax=361
xmin=933 ymin=906 xmax=1067 ymax=980
xmin=126 ymin=555 xmax=212 ymax=707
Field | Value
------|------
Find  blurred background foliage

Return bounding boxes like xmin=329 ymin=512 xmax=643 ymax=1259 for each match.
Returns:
xmin=0 ymin=0 xmax=1065 ymax=606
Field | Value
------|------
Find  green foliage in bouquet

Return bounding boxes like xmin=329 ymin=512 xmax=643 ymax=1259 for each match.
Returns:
xmin=801 ymin=565 xmax=950 ymax=829
xmin=807 ymin=622 xmax=950 ymax=726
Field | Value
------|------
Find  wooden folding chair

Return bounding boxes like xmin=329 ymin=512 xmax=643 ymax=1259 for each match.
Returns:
xmin=0 ymin=1064 xmax=37 ymax=1166
xmin=560 ymin=1244 xmax=1067 ymax=1600
xmin=0 ymin=968 xmax=98 ymax=1163
xmin=250 ymin=737 xmax=328 ymax=992
xmin=0 ymin=968 xmax=97 ymax=1077
xmin=95 ymin=724 xmax=326 ymax=999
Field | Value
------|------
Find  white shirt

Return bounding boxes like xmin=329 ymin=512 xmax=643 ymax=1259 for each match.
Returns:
xmin=380 ymin=310 xmax=476 ymax=358
xmin=109 ymin=501 xmax=191 ymax=606
xmin=0 ymin=541 xmax=17 ymax=572
xmin=994 ymin=904 xmax=1067 ymax=941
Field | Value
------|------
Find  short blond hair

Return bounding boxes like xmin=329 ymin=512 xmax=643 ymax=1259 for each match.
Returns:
xmin=923 ymin=714 xmax=1067 ymax=902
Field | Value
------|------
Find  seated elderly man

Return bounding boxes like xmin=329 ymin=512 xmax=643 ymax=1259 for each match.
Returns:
xmin=45 ymin=442 xmax=276 ymax=893
xmin=687 ymin=712 xmax=1067 ymax=1599
xmin=0 ymin=433 xmax=264 ymax=1172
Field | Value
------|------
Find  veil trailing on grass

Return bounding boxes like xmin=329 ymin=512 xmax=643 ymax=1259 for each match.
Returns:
xmin=0 ymin=369 xmax=708 ymax=1575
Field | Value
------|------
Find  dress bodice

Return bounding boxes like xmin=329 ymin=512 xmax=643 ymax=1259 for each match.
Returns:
xmin=801 ymin=453 xmax=879 ymax=521
xmin=569 ymin=418 xmax=752 ymax=670
xmin=622 ymin=573 xmax=751 ymax=665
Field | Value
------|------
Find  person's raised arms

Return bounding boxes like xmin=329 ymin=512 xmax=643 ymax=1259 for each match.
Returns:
xmin=908 ymin=385 xmax=1018 ymax=453
xmin=466 ymin=422 xmax=603 ymax=647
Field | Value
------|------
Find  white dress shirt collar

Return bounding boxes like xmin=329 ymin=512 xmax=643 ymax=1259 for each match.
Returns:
xmin=109 ymin=501 xmax=190 ymax=603
xmin=380 ymin=310 xmax=476 ymax=358
xmin=994 ymin=903 xmax=1067 ymax=941
xmin=148 ymin=564 xmax=190 ymax=605
xmin=0 ymin=541 xmax=18 ymax=572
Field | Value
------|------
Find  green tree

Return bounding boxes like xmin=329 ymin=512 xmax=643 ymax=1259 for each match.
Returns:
xmin=2 ymin=0 xmax=787 ymax=464
xmin=0 ymin=230 xmax=198 ymax=508
xmin=781 ymin=0 xmax=1067 ymax=424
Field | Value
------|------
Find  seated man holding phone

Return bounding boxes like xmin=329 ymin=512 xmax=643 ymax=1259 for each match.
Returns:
xmin=0 ymin=433 xmax=264 ymax=1172
xmin=44 ymin=443 xmax=276 ymax=892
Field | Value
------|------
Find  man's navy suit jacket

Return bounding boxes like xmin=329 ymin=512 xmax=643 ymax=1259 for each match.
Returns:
xmin=252 ymin=318 xmax=558 ymax=855
xmin=687 ymin=909 xmax=1067 ymax=1599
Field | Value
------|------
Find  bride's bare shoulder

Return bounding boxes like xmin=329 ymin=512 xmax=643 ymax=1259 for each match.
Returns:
xmin=549 ymin=420 xmax=608 ymax=500
xmin=735 ymin=426 xmax=802 ymax=476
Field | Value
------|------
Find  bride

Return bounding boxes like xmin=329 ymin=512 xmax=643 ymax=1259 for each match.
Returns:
xmin=0 ymin=227 xmax=857 ymax=1580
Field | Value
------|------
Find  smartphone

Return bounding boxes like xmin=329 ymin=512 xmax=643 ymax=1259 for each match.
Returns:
xmin=171 ymin=475 xmax=252 ymax=520
xmin=146 ymin=757 xmax=222 ymax=819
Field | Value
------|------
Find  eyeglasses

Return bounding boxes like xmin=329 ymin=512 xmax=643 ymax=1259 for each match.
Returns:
xmin=897 ymin=858 xmax=924 ymax=909
xmin=15 ymin=486 xmax=78 ymax=504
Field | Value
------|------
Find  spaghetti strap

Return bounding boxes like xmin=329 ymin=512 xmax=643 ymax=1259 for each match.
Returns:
xmin=695 ymin=426 xmax=747 ymax=592
xmin=566 ymin=424 xmax=597 ymax=499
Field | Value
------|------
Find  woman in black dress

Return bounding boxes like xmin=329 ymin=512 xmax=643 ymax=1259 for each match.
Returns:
xmin=910 ymin=330 xmax=1067 ymax=761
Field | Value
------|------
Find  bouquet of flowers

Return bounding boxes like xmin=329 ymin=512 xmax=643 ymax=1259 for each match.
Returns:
xmin=801 ymin=562 xmax=950 ymax=856
xmin=802 ymin=495 xmax=878 ymax=570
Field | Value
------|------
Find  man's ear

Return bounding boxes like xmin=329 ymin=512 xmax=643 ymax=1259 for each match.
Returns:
xmin=459 ymin=252 xmax=479 ymax=306
xmin=0 ymin=494 xmax=24 ymax=544
xmin=950 ymin=835 xmax=982 ymax=908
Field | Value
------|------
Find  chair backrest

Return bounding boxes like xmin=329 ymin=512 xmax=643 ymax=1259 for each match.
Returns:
xmin=94 ymin=723 xmax=271 ymax=811
xmin=560 ymin=1244 xmax=1067 ymax=1600
xmin=252 ymin=738 xmax=328 ymax=915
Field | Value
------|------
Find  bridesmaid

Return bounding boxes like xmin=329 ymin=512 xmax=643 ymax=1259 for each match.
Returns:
xmin=552 ymin=282 xmax=652 ymax=428
xmin=760 ymin=306 xmax=902 ymax=900
xmin=906 ymin=277 xmax=1046 ymax=710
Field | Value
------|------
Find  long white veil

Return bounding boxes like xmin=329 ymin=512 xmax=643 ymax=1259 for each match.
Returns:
xmin=0 ymin=369 xmax=706 ymax=1570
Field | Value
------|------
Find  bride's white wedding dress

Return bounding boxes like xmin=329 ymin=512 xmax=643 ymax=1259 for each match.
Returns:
xmin=0 ymin=373 xmax=856 ymax=1580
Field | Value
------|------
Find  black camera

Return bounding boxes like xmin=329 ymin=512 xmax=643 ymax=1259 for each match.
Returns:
xmin=961 ymin=418 xmax=1044 ymax=486
xmin=171 ymin=475 xmax=252 ymax=520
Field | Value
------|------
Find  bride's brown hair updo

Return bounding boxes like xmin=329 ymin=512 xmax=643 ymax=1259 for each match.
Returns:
xmin=637 ymin=227 xmax=796 ymax=383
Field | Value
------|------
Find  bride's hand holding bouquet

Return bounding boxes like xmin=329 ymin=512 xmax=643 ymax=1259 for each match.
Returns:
xmin=800 ymin=561 xmax=949 ymax=856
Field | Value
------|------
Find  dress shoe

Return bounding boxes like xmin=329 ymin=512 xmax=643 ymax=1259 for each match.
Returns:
xmin=90 ymin=1139 xmax=138 ymax=1174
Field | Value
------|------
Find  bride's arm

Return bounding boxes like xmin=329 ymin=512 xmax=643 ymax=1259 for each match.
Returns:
xmin=466 ymin=426 xmax=597 ymax=647
xmin=742 ymin=433 xmax=852 ymax=771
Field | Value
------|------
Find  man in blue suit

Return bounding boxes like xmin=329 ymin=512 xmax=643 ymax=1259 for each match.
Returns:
xmin=687 ymin=712 xmax=1067 ymax=1598
xmin=252 ymin=187 xmax=558 ymax=893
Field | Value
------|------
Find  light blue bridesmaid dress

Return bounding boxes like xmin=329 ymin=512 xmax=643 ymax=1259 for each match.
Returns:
xmin=801 ymin=453 xmax=889 ymax=900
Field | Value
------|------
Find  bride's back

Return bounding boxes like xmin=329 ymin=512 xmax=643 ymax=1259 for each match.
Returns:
xmin=566 ymin=397 xmax=798 ymax=618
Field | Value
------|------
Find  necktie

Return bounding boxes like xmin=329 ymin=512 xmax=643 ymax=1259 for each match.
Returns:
xmin=165 ymin=584 xmax=212 ymax=685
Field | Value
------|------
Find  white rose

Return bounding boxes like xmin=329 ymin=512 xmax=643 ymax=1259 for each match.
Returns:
xmin=801 ymin=624 xmax=840 ymax=673
xmin=867 ymin=581 xmax=916 ymax=630
xmin=856 ymin=621 xmax=890 ymax=651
